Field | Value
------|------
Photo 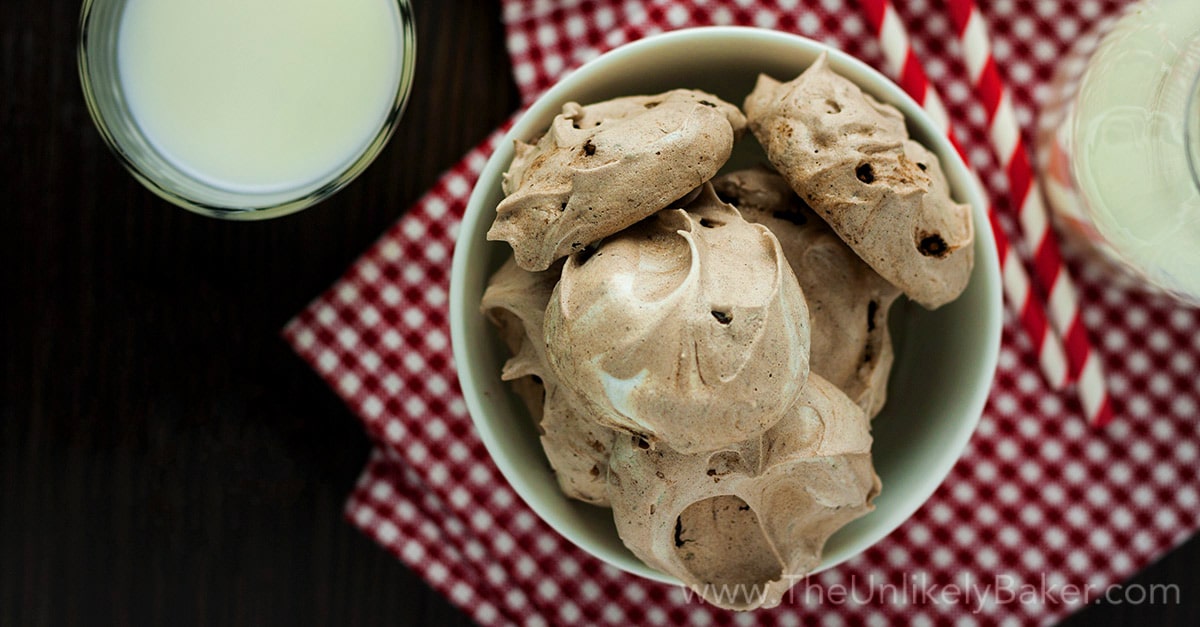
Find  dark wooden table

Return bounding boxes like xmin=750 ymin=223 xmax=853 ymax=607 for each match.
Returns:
xmin=2 ymin=1 xmax=1197 ymax=625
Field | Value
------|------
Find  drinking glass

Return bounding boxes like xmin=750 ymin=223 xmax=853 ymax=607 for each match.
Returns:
xmin=78 ymin=0 xmax=417 ymax=220
xmin=1037 ymin=0 xmax=1200 ymax=304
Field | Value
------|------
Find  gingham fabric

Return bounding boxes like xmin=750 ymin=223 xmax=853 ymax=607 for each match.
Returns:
xmin=283 ymin=1 xmax=1200 ymax=624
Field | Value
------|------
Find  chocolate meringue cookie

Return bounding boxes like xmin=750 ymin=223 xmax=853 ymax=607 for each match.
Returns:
xmin=713 ymin=167 xmax=901 ymax=417
xmin=606 ymin=374 xmax=880 ymax=611
xmin=543 ymin=183 xmax=811 ymax=454
xmin=489 ymin=89 xmax=747 ymax=271
xmin=743 ymin=53 xmax=973 ymax=309
xmin=481 ymin=257 xmax=560 ymax=384
xmin=481 ymin=258 xmax=615 ymax=505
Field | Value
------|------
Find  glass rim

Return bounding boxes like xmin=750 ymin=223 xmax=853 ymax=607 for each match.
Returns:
xmin=76 ymin=0 xmax=418 ymax=221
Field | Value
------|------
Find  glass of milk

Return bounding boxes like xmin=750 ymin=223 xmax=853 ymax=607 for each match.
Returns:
xmin=1037 ymin=0 xmax=1200 ymax=304
xmin=78 ymin=0 xmax=416 ymax=220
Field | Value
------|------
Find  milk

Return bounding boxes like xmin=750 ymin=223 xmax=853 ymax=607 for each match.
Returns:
xmin=1039 ymin=0 xmax=1200 ymax=301
xmin=117 ymin=0 xmax=404 ymax=194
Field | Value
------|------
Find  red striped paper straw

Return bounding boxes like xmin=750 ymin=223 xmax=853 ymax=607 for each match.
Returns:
xmin=944 ymin=0 xmax=1112 ymax=426
xmin=859 ymin=0 xmax=1070 ymax=392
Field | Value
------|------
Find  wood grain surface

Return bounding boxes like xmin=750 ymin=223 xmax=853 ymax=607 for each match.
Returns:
xmin=1 ymin=1 xmax=1196 ymax=625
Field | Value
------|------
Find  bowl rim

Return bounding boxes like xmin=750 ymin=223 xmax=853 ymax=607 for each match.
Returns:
xmin=450 ymin=25 xmax=1002 ymax=585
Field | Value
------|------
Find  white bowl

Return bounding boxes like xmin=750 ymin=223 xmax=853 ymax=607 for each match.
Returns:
xmin=450 ymin=26 xmax=1001 ymax=584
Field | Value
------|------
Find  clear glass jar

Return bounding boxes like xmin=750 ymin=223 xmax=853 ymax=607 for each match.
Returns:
xmin=1037 ymin=0 xmax=1200 ymax=304
xmin=77 ymin=0 xmax=417 ymax=220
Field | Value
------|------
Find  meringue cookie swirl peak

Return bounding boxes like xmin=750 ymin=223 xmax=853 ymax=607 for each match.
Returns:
xmin=543 ymin=184 xmax=811 ymax=455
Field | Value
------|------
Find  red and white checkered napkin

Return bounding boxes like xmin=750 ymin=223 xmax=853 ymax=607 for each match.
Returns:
xmin=284 ymin=1 xmax=1200 ymax=624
